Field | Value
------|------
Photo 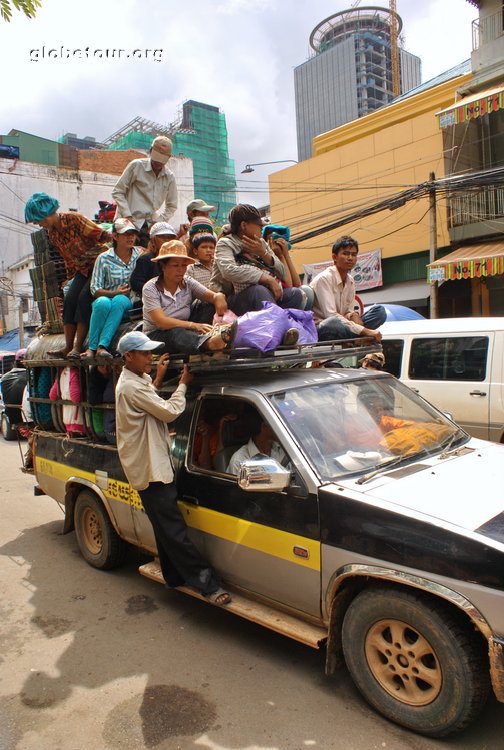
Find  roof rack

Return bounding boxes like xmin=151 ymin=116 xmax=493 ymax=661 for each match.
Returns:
xmin=26 ymin=338 xmax=381 ymax=373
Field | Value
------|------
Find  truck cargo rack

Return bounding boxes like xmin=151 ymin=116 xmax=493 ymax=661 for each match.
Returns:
xmin=25 ymin=337 xmax=381 ymax=373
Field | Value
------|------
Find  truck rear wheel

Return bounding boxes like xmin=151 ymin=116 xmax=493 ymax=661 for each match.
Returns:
xmin=74 ymin=490 xmax=127 ymax=570
xmin=341 ymin=587 xmax=489 ymax=737
xmin=1 ymin=414 xmax=16 ymax=441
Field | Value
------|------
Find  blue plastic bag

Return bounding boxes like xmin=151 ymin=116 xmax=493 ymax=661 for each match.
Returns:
xmin=234 ymin=303 xmax=290 ymax=352
xmin=284 ymin=307 xmax=318 ymax=344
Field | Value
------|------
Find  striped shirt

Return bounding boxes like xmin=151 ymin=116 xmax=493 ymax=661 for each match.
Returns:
xmin=90 ymin=246 xmax=141 ymax=297
xmin=142 ymin=276 xmax=209 ymax=334
xmin=185 ymin=261 xmax=213 ymax=287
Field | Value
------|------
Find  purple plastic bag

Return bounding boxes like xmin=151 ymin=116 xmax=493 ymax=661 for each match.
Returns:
xmin=284 ymin=307 xmax=318 ymax=344
xmin=234 ymin=303 xmax=290 ymax=352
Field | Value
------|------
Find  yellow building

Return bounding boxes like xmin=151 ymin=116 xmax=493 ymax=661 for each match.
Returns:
xmin=270 ymin=1 xmax=504 ymax=318
xmin=270 ymin=66 xmax=476 ymax=317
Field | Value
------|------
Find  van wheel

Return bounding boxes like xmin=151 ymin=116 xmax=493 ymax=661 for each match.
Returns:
xmin=74 ymin=490 xmax=127 ymax=570
xmin=341 ymin=587 xmax=489 ymax=737
xmin=1 ymin=414 xmax=16 ymax=441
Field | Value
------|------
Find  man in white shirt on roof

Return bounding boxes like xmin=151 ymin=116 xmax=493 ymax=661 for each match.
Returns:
xmin=112 ymin=136 xmax=178 ymax=248
xmin=310 ymin=235 xmax=386 ymax=342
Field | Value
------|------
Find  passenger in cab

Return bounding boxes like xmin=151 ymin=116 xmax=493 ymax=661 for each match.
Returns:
xmin=311 ymin=236 xmax=386 ymax=342
xmin=211 ymin=204 xmax=304 ymax=315
xmin=142 ymin=241 xmax=237 ymax=354
xmin=115 ymin=331 xmax=231 ymax=605
xmin=227 ymin=410 xmax=287 ymax=475
xmin=81 ymin=218 xmax=141 ymax=360
xmin=24 ymin=192 xmax=111 ymax=360
xmin=130 ymin=222 xmax=177 ymax=297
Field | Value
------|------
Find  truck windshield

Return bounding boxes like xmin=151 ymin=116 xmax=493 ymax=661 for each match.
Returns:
xmin=271 ymin=376 xmax=467 ymax=482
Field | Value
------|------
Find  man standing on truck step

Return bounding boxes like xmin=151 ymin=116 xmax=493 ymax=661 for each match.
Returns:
xmin=115 ymin=331 xmax=231 ymax=605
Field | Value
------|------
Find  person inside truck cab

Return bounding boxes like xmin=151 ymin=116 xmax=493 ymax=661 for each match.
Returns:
xmin=142 ymin=241 xmax=237 ymax=354
xmin=24 ymin=192 xmax=112 ymax=360
xmin=311 ymin=236 xmax=386 ymax=343
xmin=227 ymin=409 xmax=287 ymax=475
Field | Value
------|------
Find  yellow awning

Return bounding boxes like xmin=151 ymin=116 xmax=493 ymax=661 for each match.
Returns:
xmin=427 ymin=242 xmax=504 ymax=282
xmin=436 ymin=84 xmax=504 ymax=128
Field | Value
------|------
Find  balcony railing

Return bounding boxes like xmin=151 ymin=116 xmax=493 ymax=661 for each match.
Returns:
xmin=472 ymin=9 xmax=504 ymax=50
xmin=448 ymin=186 xmax=504 ymax=228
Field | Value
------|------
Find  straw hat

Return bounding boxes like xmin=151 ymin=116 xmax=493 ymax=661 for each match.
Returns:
xmin=153 ymin=240 xmax=194 ymax=263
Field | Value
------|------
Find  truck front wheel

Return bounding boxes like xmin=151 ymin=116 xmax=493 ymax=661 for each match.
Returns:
xmin=74 ymin=490 xmax=127 ymax=570
xmin=341 ymin=587 xmax=489 ymax=737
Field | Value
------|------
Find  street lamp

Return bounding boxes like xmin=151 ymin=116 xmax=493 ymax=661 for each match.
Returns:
xmin=241 ymin=160 xmax=298 ymax=174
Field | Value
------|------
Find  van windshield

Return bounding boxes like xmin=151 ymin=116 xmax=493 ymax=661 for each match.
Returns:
xmin=271 ymin=376 xmax=467 ymax=482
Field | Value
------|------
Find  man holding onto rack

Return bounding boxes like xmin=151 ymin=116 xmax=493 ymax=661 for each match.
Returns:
xmin=115 ymin=331 xmax=231 ymax=606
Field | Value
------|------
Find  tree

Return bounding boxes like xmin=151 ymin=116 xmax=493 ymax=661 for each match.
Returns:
xmin=0 ymin=0 xmax=41 ymax=22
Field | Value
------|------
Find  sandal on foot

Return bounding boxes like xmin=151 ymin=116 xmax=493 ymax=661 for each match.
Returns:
xmin=96 ymin=346 xmax=113 ymax=360
xmin=218 ymin=320 xmax=237 ymax=350
xmin=67 ymin=349 xmax=82 ymax=361
xmin=80 ymin=349 xmax=96 ymax=362
xmin=281 ymin=327 xmax=299 ymax=346
xmin=206 ymin=588 xmax=232 ymax=606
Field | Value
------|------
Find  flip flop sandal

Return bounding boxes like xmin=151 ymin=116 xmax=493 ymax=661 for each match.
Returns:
xmin=96 ymin=347 xmax=113 ymax=360
xmin=218 ymin=320 xmax=237 ymax=350
xmin=80 ymin=350 xmax=96 ymax=362
xmin=66 ymin=349 xmax=82 ymax=361
xmin=205 ymin=588 xmax=232 ymax=606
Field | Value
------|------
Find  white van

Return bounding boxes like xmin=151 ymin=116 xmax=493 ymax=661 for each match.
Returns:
xmin=381 ymin=317 xmax=504 ymax=443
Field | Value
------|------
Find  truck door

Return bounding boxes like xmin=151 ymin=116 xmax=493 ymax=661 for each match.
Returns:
xmin=176 ymin=396 xmax=321 ymax=618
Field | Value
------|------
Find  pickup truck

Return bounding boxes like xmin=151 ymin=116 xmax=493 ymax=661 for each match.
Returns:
xmin=26 ymin=336 xmax=504 ymax=738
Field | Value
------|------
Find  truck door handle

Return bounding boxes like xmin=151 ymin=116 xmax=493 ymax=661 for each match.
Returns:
xmin=469 ymin=390 xmax=487 ymax=397
xmin=181 ymin=495 xmax=200 ymax=506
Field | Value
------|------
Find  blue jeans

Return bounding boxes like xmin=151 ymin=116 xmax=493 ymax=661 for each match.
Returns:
xmin=88 ymin=295 xmax=132 ymax=350
xmin=229 ymin=284 xmax=304 ymax=316
xmin=317 ymin=305 xmax=387 ymax=341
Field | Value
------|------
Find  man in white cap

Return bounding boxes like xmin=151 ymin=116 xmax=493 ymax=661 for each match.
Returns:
xmin=115 ymin=330 xmax=231 ymax=605
xmin=130 ymin=221 xmax=177 ymax=299
xmin=112 ymin=135 xmax=178 ymax=248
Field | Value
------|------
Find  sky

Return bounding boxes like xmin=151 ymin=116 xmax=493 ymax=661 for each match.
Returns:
xmin=0 ymin=0 xmax=477 ymax=195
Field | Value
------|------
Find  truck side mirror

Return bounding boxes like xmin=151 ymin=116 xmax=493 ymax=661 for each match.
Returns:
xmin=238 ymin=458 xmax=291 ymax=493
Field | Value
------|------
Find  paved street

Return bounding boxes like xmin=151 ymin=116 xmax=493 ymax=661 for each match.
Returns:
xmin=1 ymin=437 xmax=503 ymax=750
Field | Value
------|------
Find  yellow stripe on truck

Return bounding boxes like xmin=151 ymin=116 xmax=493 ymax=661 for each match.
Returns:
xmin=179 ymin=502 xmax=321 ymax=572
xmin=36 ymin=457 xmax=320 ymax=572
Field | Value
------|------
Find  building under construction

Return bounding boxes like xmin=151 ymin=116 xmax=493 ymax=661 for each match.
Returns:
xmin=294 ymin=5 xmax=421 ymax=161
xmin=104 ymin=101 xmax=236 ymax=225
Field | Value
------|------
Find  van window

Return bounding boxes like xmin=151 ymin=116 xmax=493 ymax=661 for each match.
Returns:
xmin=409 ymin=336 xmax=488 ymax=381
xmin=381 ymin=340 xmax=403 ymax=378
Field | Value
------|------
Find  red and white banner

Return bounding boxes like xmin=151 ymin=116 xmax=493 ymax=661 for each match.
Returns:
xmin=303 ymin=248 xmax=383 ymax=291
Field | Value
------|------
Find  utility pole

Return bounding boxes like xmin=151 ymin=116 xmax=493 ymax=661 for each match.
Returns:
xmin=18 ymin=303 xmax=25 ymax=348
xmin=429 ymin=171 xmax=439 ymax=319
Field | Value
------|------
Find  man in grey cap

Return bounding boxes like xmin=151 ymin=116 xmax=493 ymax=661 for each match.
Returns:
xmin=179 ymin=198 xmax=216 ymax=240
xmin=112 ymin=136 xmax=178 ymax=248
xmin=115 ymin=330 xmax=231 ymax=605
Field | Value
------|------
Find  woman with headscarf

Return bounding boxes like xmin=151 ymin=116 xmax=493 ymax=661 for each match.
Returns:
xmin=25 ymin=192 xmax=112 ymax=359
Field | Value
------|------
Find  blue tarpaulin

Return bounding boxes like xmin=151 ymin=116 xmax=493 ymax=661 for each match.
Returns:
xmin=0 ymin=329 xmax=36 ymax=352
